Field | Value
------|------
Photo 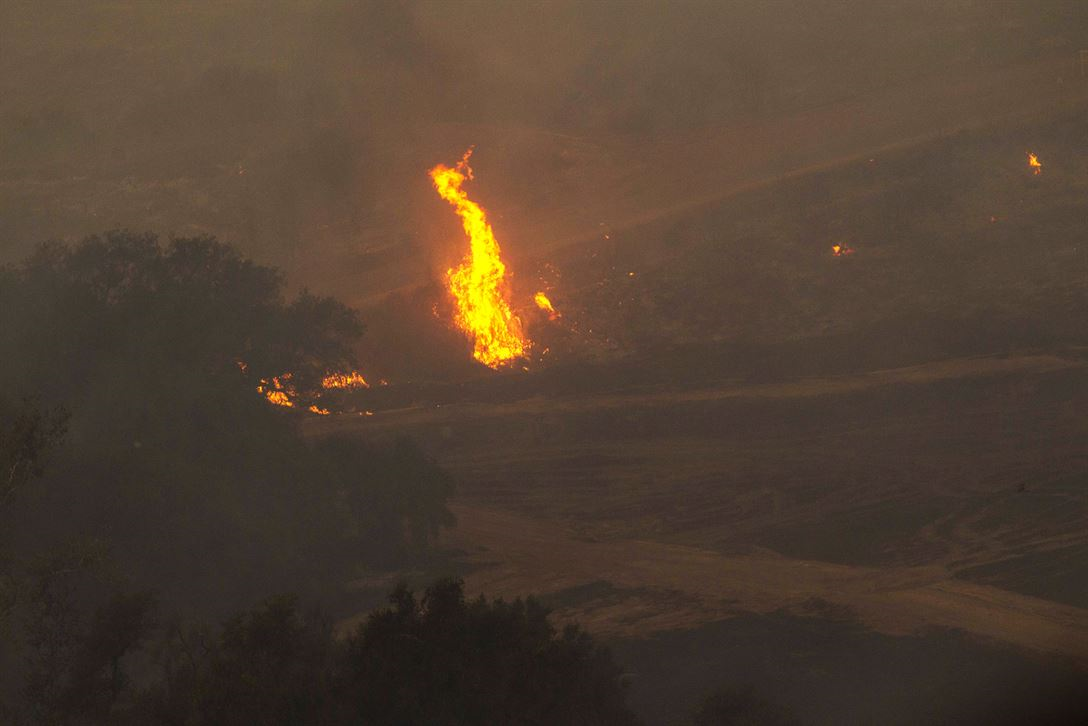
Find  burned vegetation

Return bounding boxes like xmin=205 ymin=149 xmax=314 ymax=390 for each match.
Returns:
xmin=0 ymin=233 xmax=541 ymax=722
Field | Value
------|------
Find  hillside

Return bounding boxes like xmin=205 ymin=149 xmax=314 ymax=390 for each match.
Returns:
xmin=306 ymin=107 xmax=1088 ymax=722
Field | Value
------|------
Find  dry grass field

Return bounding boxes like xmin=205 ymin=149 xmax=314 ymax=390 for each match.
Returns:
xmin=5 ymin=4 xmax=1087 ymax=719
xmin=309 ymin=352 xmax=1088 ymax=650
xmin=304 ymin=99 xmax=1088 ymax=721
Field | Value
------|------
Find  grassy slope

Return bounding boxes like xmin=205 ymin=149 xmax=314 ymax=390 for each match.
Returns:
xmin=308 ymin=106 xmax=1088 ymax=667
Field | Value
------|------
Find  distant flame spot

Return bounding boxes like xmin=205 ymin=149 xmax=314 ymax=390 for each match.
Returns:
xmin=831 ymin=243 xmax=856 ymax=257
xmin=1028 ymin=152 xmax=1042 ymax=175
xmin=308 ymin=405 xmax=330 ymax=415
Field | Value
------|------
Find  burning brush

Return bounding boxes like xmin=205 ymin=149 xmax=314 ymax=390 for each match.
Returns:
xmin=248 ymin=365 xmax=374 ymax=415
xmin=430 ymin=149 xmax=531 ymax=369
xmin=533 ymin=291 xmax=560 ymax=321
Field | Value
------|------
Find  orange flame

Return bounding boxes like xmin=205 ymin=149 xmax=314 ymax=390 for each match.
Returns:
xmin=264 ymin=391 xmax=293 ymax=407
xmin=831 ymin=243 xmax=855 ymax=257
xmin=1028 ymin=152 xmax=1042 ymax=175
xmin=257 ymin=374 xmax=295 ymax=408
xmin=430 ymin=149 xmax=528 ymax=368
xmin=321 ymin=371 xmax=370 ymax=389
xmin=243 ymin=363 xmax=374 ymax=414
xmin=534 ymin=291 xmax=560 ymax=320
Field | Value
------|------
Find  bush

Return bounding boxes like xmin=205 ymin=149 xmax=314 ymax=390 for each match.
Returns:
xmin=58 ymin=580 xmax=640 ymax=725
xmin=690 ymin=685 xmax=798 ymax=726
xmin=0 ymin=232 xmax=453 ymax=611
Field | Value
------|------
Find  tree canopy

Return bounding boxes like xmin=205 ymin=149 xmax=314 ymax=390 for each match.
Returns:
xmin=0 ymin=231 xmax=452 ymax=612
xmin=6 ymin=579 xmax=639 ymax=725
xmin=0 ymin=233 xmax=645 ymax=724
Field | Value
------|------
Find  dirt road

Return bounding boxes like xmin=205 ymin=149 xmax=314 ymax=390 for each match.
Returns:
xmin=445 ymin=503 xmax=1088 ymax=661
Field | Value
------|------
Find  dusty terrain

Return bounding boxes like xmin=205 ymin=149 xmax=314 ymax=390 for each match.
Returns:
xmin=5 ymin=4 xmax=1087 ymax=719
xmin=306 ymin=93 xmax=1088 ymax=690
xmin=310 ymin=352 xmax=1088 ymax=656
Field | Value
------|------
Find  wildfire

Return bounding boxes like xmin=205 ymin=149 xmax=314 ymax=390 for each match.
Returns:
xmin=534 ymin=291 xmax=560 ymax=320
xmin=321 ymin=371 xmax=370 ymax=389
xmin=1028 ymin=152 xmax=1042 ymax=175
xmin=257 ymin=374 xmax=295 ymax=408
xmin=430 ymin=149 xmax=528 ymax=368
xmin=245 ymin=365 xmax=376 ymax=414
xmin=831 ymin=243 xmax=855 ymax=257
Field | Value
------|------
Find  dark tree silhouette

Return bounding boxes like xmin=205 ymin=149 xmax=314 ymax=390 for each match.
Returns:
xmin=132 ymin=579 xmax=639 ymax=726
xmin=0 ymin=233 xmax=465 ymax=721
xmin=690 ymin=685 xmax=799 ymax=726
xmin=343 ymin=579 xmax=639 ymax=725
xmin=0 ymin=398 xmax=67 ymax=513
xmin=0 ymin=231 xmax=453 ymax=616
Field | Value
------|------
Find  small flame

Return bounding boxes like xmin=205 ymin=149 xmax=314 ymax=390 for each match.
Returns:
xmin=1028 ymin=152 xmax=1042 ymax=175
xmin=261 ymin=374 xmax=360 ymax=412
xmin=264 ymin=391 xmax=293 ymax=407
xmin=257 ymin=374 xmax=295 ymax=408
xmin=242 ymin=363 xmax=375 ymax=413
xmin=534 ymin=291 xmax=560 ymax=320
xmin=430 ymin=149 xmax=528 ymax=368
xmin=322 ymin=371 xmax=370 ymax=389
xmin=831 ymin=243 xmax=856 ymax=257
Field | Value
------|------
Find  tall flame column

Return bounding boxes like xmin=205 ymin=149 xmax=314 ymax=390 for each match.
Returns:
xmin=430 ymin=150 xmax=528 ymax=368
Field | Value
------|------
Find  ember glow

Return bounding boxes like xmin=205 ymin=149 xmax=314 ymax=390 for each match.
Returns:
xmin=245 ymin=366 xmax=375 ymax=413
xmin=831 ymin=243 xmax=856 ymax=257
xmin=430 ymin=149 xmax=528 ymax=368
xmin=322 ymin=371 xmax=370 ymax=389
xmin=534 ymin=291 xmax=560 ymax=320
xmin=257 ymin=374 xmax=295 ymax=408
xmin=1028 ymin=152 xmax=1042 ymax=175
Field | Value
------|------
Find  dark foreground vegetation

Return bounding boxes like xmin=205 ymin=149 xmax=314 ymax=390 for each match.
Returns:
xmin=3 ymin=233 xmax=1081 ymax=725
xmin=4 ymin=574 xmax=637 ymax=725
xmin=0 ymin=231 xmax=454 ymax=609
xmin=0 ymin=232 xmax=641 ymax=723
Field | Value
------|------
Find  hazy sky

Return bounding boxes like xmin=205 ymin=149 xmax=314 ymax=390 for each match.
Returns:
xmin=2 ymin=0 xmax=1085 ymax=302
